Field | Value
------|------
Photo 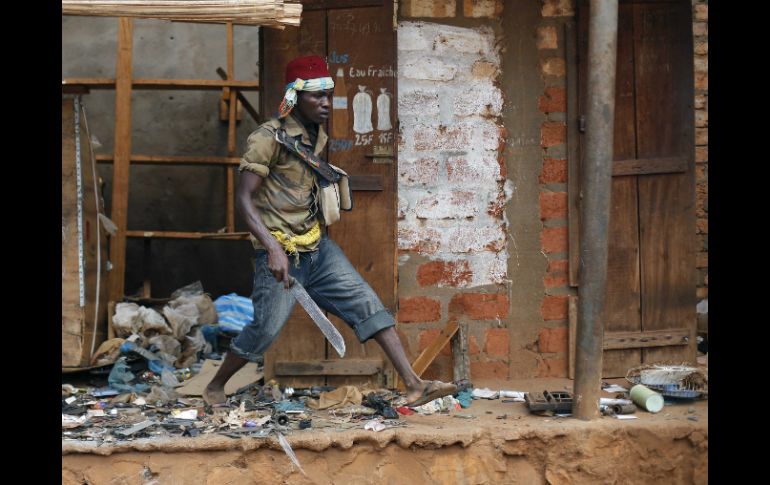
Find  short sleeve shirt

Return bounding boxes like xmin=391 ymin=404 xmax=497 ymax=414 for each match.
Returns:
xmin=239 ymin=114 xmax=328 ymax=251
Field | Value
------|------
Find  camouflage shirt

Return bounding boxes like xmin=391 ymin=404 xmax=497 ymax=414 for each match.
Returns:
xmin=239 ymin=114 xmax=328 ymax=251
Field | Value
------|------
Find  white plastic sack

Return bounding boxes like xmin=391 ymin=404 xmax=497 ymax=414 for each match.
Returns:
xmin=112 ymin=302 xmax=141 ymax=337
xmin=163 ymin=302 xmax=198 ymax=340
xmin=138 ymin=306 xmax=172 ymax=335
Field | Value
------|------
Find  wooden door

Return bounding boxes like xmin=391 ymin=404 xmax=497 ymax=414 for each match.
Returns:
xmin=571 ymin=0 xmax=696 ymax=377
xmin=260 ymin=0 xmax=396 ymax=388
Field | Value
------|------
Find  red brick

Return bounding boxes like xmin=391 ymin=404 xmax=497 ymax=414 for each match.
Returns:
xmin=542 ymin=0 xmax=574 ymax=17
xmin=484 ymin=328 xmax=509 ymax=357
xmin=536 ymin=26 xmax=558 ymax=50
xmin=696 ymin=147 xmax=708 ymax=163
xmin=541 ymin=226 xmax=568 ymax=253
xmin=398 ymin=297 xmax=441 ymax=323
xmin=541 ymin=122 xmax=566 ymax=147
xmin=695 ymin=72 xmax=708 ymax=90
xmin=540 ymin=157 xmax=567 ymax=184
xmin=544 ymin=260 xmax=569 ymax=288
xmin=540 ymin=58 xmax=566 ymax=76
xmin=418 ymin=328 xmax=452 ymax=356
xmin=414 ymin=125 xmax=471 ymax=151
xmin=538 ymin=327 xmax=568 ymax=353
xmin=449 ymin=293 xmax=509 ymax=320
xmin=538 ymin=87 xmax=566 ymax=113
xmin=417 ymin=260 xmax=473 ymax=287
xmin=399 ymin=157 xmax=440 ymax=186
xmin=398 ymin=227 xmax=442 ymax=254
xmin=695 ymin=128 xmax=708 ymax=146
xmin=540 ymin=192 xmax=568 ymax=220
xmin=470 ymin=360 xmax=508 ymax=380
xmin=541 ymin=295 xmax=568 ymax=321
xmin=537 ymin=357 xmax=568 ymax=377
xmin=469 ymin=335 xmax=480 ymax=355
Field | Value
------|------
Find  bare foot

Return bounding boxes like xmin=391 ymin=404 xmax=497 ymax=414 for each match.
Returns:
xmin=203 ymin=385 xmax=227 ymax=406
xmin=405 ymin=380 xmax=458 ymax=407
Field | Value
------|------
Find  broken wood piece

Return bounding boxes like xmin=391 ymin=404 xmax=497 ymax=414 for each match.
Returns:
xmin=275 ymin=359 xmax=382 ymax=376
xmin=397 ymin=320 xmax=459 ymax=391
xmin=216 ymin=67 xmax=260 ymax=122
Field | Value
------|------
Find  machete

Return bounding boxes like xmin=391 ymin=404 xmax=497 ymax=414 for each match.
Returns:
xmin=287 ymin=276 xmax=346 ymax=358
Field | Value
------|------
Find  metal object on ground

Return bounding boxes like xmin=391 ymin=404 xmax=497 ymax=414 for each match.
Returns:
xmin=288 ymin=277 xmax=346 ymax=357
xmin=525 ymin=391 xmax=574 ymax=413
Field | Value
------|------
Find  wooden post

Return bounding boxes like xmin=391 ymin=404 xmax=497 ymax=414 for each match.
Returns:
xmin=452 ymin=322 xmax=470 ymax=382
xmin=142 ymin=238 xmax=152 ymax=298
xmin=108 ymin=17 xmax=134 ymax=303
xmin=573 ymin=0 xmax=618 ymax=421
xmin=225 ymin=22 xmax=236 ymax=232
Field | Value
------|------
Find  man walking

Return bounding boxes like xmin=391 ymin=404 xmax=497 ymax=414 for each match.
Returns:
xmin=204 ymin=55 xmax=456 ymax=407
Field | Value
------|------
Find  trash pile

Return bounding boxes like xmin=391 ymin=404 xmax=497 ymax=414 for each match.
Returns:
xmin=92 ymin=281 xmax=221 ymax=372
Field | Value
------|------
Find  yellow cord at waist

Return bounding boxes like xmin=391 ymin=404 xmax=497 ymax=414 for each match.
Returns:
xmin=270 ymin=221 xmax=321 ymax=256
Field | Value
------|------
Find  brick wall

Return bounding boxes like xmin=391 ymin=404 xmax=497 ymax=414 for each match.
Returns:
xmin=397 ymin=1 xmax=511 ymax=381
xmin=394 ymin=0 xmax=706 ymax=380
xmin=535 ymin=0 xmax=574 ymax=377
xmin=692 ymin=0 xmax=708 ymax=301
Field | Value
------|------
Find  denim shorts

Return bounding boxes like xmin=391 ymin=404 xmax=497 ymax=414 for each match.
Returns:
xmin=229 ymin=236 xmax=395 ymax=362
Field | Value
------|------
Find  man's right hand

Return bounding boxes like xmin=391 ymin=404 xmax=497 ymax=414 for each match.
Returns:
xmin=267 ymin=248 xmax=290 ymax=289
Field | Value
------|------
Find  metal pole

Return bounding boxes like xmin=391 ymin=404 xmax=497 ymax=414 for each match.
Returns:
xmin=573 ymin=0 xmax=619 ymax=420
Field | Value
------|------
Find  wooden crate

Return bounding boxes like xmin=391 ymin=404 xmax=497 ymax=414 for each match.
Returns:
xmin=62 ymin=96 xmax=109 ymax=368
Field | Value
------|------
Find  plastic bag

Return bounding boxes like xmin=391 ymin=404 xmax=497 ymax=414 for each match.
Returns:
xmin=175 ymin=328 xmax=206 ymax=369
xmin=163 ymin=302 xmax=198 ymax=339
xmin=138 ymin=306 xmax=172 ymax=335
xmin=112 ymin=303 xmax=141 ymax=337
xmin=214 ymin=293 xmax=253 ymax=333
xmin=147 ymin=335 xmax=181 ymax=358
xmin=107 ymin=357 xmax=149 ymax=393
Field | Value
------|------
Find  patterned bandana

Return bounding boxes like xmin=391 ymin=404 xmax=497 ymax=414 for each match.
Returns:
xmin=278 ymin=76 xmax=335 ymax=118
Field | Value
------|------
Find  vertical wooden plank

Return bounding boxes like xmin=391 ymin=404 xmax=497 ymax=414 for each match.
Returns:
xmin=142 ymin=239 xmax=152 ymax=298
xmin=62 ymin=98 xmax=85 ymax=366
xmin=566 ymin=20 xmax=580 ymax=287
xmin=602 ymin=3 xmax=642 ymax=377
xmin=262 ymin=10 xmax=330 ymax=387
xmin=326 ymin=3 xmax=397 ymax=389
xmin=452 ymin=322 xmax=470 ymax=382
xmin=568 ymin=296 xmax=577 ymax=379
xmin=226 ymin=22 xmax=236 ymax=232
xmin=634 ymin=2 xmax=696 ymax=365
xmin=108 ymin=17 xmax=134 ymax=303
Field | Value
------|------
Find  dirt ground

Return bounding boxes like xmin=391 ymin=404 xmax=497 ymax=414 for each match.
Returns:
xmin=62 ymin=376 xmax=708 ymax=484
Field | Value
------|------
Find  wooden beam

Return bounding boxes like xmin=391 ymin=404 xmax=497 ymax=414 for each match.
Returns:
xmin=349 ymin=175 xmax=383 ymax=191
xmin=603 ymin=329 xmax=690 ymax=350
xmin=126 ymin=230 xmax=251 ymax=239
xmin=107 ymin=17 xmax=134 ymax=303
xmin=226 ymin=22 xmax=236 ymax=233
xmin=612 ymin=157 xmax=688 ymax=176
xmin=397 ymin=319 xmax=460 ymax=391
xmin=142 ymin=239 xmax=152 ymax=298
xmin=275 ymin=359 xmax=382 ymax=376
xmin=62 ymin=78 xmax=260 ymax=91
xmin=95 ymin=154 xmax=240 ymax=165
xmin=566 ymin=21 xmax=580 ymax=287
xmin=452 ymin=322 xmax=470 ymax=382
xmin=569 ymin=296 xmax=577 ymax=380
xmin=216 ymin=67 xmax=261 ymax=123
